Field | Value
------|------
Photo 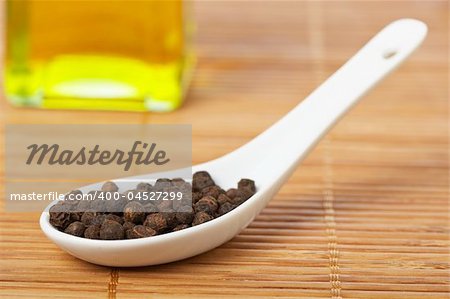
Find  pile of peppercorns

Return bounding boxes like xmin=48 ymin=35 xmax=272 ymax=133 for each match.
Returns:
xmin=49 ymin=171 xmax=256 ymax=240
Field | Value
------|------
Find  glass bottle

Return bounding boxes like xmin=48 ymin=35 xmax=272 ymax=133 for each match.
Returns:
xmin=5 ymin=0 xmax=193 ymax=112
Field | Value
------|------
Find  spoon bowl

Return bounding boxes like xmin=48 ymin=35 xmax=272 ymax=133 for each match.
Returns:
xmin=40 ymin=19 xmax=427 ymax=266
xmin=40 ymin=164 xmax=273 ymax=267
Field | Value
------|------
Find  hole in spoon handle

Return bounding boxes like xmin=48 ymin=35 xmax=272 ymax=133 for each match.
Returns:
xmin=382 ymin=49 xmax=398 ymax=59
xmin=370 ymin=19 xmax=427 ymax=64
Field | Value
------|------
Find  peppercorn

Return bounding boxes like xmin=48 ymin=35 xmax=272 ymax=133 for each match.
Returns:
xmin=106 ymin=214 xmax=124 ymax=225
xmin=238 ymin=179 xmax=255 ymax=192
xmin=194 ymin=196 xmax=218 ymax=215
xmin=177 ymin=183 xmax=192 ymax=197
xmin=143 ymin=203 xmax=158 ymax=214
xmin=122 ymin=221 xmax=135 ymax=231
xmin=81 ymin=210 xmax=97 ymax=225
xmin=77 ymin=199 xmax=91 ymax=212
xmin=102 ymin=181 xmax=119 ymax=192
xmin=192 ymin=212 xmax=213 ymax=226
xmin=144 ymin=213 xmax=168 ymax=233
xmin=237 ymin=179 xmax=256 ymax=200
xmin=217 ymin=202 xmax=236 ymax=216
xmin=171 ymin=178 xmax=186 ymax=187
xmin=100 ymin=220 xmax=124 ymax=240
xmin=90 ymin=194 xmax=106 ymax=212
xmin=201 ymin=185 xmax=223 ymax=199
xmin=217 ymin=194 xmax=232 ymax=206
xmin=172 ymin=192 xmax=190 ymax=211
xmin=123 ymin=202 xmax=146 ymax=224
xmin=92 ymin=214 xmax=107 ymax=226
xmin=231 ymin=196 xmax=246 ymax=205
xmin=64 ymin=221 xmax=86 ymax=237
xmin=49 ymin=204 xmax=72 ymax=230
xmin=126 ymin=225 xmax=157 ymax=239
xmin=237 ymin=189 xmax=253 ymax=201
xmin=136 ymin=182 xmax=152 ymax=192
xmin=156 ymin=200 xmax=172 ymax=212
xmin=162 ymin=210 xmax=178 ymax=228
xmin=226 ymin=188 xmax=238 ymax=199
xmin=192 ymin=192 xmax=202 ymax=204
xmin=173 ymin=224 xmax=189 ymax=232
xmin=84 ymin=224 xmax=101 ymax=239
xmin=175 ymin=205 xmax=194 ymax=224
xmin=69 ymin=212 xmax=82 ymax=222
xmin=60 ymin=200 xmax=77 ymax=212
xmin=193 ymin=171 xmax=215 ymax=191
xmin=154 ymin=178 xmax=172 ymax=189
xmin=104 ymin=196 xmax=126 ymax=213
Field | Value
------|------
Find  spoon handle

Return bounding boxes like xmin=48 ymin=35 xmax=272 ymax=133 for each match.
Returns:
xmin=221 ymin=19 xmax=427 ymax=186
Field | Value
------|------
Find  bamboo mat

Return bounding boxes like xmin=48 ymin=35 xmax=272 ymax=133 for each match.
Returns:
xmin=0 ymin=1 xmax=449 ymax=298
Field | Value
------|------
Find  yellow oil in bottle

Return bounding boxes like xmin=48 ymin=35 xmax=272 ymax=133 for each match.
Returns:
xmin=5 ymin=0 xmax=193 ymax=112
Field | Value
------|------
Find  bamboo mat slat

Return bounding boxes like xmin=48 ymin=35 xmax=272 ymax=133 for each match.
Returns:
xmin=0 ymin=1 xmax=449 ymax=298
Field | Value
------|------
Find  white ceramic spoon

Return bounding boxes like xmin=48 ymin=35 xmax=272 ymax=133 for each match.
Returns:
xmin=40 ymin=19 xmax=427 ymax=267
